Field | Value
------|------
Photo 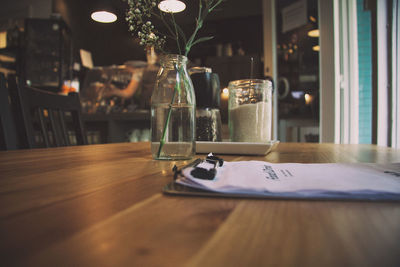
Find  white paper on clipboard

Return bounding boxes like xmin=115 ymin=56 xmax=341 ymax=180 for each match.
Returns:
xmin=174 ymin=158 xmax=400 ymax=200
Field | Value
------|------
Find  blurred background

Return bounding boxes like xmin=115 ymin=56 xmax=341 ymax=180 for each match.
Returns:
xmin=2 ymin=0 xmax=397 ymax=148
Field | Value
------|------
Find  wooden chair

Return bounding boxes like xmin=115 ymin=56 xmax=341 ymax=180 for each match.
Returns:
xmin=0 ymin=73 xmax=18 ymax=150
xmin=8 ymin=76 xmax=87 ymax=149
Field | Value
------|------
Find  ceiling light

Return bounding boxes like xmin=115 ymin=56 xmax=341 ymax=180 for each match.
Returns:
xmin=91 ymin=11 xmax=117 ymax=23
xmin=158 ymin=0 xmax=186 ymax=13
xmin=308 ymin=29 xmax=320 ymax=38
xmin=309 ymin=16 xmax=317 ymax=23
xmin=312 ymin=45 xmax=320 ymax=52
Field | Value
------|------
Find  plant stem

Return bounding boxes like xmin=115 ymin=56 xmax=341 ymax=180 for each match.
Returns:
xmin=157 ymin=64 xmax=182 ymax=158
xmin=185 ymin=1 xmax=203 ymax=56
xmin=184 ymin=0 xmax=223 ymax=56
xmin=171 ymin=13 xmax=181 ymax=55
xmin=156 ymin=89 xmax=176 ymax=158
xmin=151 ymin=11 xmax=177 ymax=40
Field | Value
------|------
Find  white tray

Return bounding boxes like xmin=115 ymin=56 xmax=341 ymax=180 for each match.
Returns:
xmin=196 ymin=140 xmax=280 ymax=155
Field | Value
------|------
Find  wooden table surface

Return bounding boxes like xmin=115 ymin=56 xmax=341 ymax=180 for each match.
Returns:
xmin=1 ymin=142 xmax=400 ymax=266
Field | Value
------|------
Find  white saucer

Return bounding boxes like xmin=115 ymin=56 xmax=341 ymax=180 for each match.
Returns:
xmin=196 ymin=140 xmax=280 ymax=155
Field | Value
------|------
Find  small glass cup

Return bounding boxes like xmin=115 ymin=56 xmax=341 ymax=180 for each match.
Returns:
xmin=228 ymin=79 xmax=273 ymax=143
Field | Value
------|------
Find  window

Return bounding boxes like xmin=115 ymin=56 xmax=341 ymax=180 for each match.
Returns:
xmin=357 ymin=0 xmax=373 ymax=144
xmin=391 ymin=0 xmax=400 ymax=148
xmin=319 ymin=0 xmax=398 ymax=146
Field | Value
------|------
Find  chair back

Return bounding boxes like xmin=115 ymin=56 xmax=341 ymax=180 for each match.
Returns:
xmin=0 ymin=73 xmax=18 ymax=150
xmin=8 ymin=76 xmax=87 ymax=148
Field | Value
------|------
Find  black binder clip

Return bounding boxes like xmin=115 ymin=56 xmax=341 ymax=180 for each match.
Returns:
xmin=172 ymin=154 xmax=224 ymax=181
xmin=172 ymin=165 xmax=180 ymax=180
xmin=190 ymin=154 xmax=223 ymax=180
xmin=205 ymin=154 xmax=224 ymax=167
xmin=172 ymin=158 xmax=202 ymax=180
xmin=190 ymin=166 xmax=216 ymax=180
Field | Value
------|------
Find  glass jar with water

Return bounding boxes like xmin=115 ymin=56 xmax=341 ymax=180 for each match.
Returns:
xmin=150 ymin=54 xmax=196 ymax=160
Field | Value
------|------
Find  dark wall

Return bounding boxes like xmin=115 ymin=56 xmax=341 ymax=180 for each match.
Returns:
xmin=189 ymin=15 xmax=263 ymax=60
xmin=53 ymin=0 xmax=263 ymax=66
xmin=53 ymin=0 xmax=146 ymax=66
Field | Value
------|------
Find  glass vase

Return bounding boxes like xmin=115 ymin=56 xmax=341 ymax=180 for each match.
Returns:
xmin=151 ymin=54 xmax=196 ymax=160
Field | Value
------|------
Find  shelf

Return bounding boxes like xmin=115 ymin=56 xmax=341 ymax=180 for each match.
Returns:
xmin=82 ymin=110 xmax=150 ymax=122
xmin=83 ymin=110 xmax=151 ymax=144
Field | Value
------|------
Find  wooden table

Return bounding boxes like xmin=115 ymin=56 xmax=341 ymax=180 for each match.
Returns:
xmin=1 ymin=142 xmax=400 ymax=266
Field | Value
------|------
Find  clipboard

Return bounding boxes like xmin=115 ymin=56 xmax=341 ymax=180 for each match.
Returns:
xmin=164 ymin=154 xmax=400 ymax=201
xmin=163 ymin=182 xmax=400 ymax=201
xmin=163 ymin=182 xmax=267 ymax=199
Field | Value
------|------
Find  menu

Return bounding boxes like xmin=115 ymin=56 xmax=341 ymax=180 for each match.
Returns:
xmin=174 ymin=155 xmax=400 ymax=200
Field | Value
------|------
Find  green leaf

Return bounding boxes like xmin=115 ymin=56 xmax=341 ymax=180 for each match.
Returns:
xmin=209 ymin=0 xmax=224 ymax=12
xmin=191 ymin=36 xmax=214 ymax=47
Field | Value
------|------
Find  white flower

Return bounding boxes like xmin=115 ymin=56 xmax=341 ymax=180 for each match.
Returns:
xmin=126 ymin=0 xmax=223 ymax=54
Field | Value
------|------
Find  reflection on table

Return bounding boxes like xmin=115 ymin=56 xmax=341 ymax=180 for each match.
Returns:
xmin=1 ymin=142 xmax=400 ymax=266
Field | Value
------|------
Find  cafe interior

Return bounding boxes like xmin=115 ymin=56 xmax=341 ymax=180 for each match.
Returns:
xmin=1 ymin=0 xmax=400 ymax=266
xmin=0 ymin=0 xmax=399 ymax=148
